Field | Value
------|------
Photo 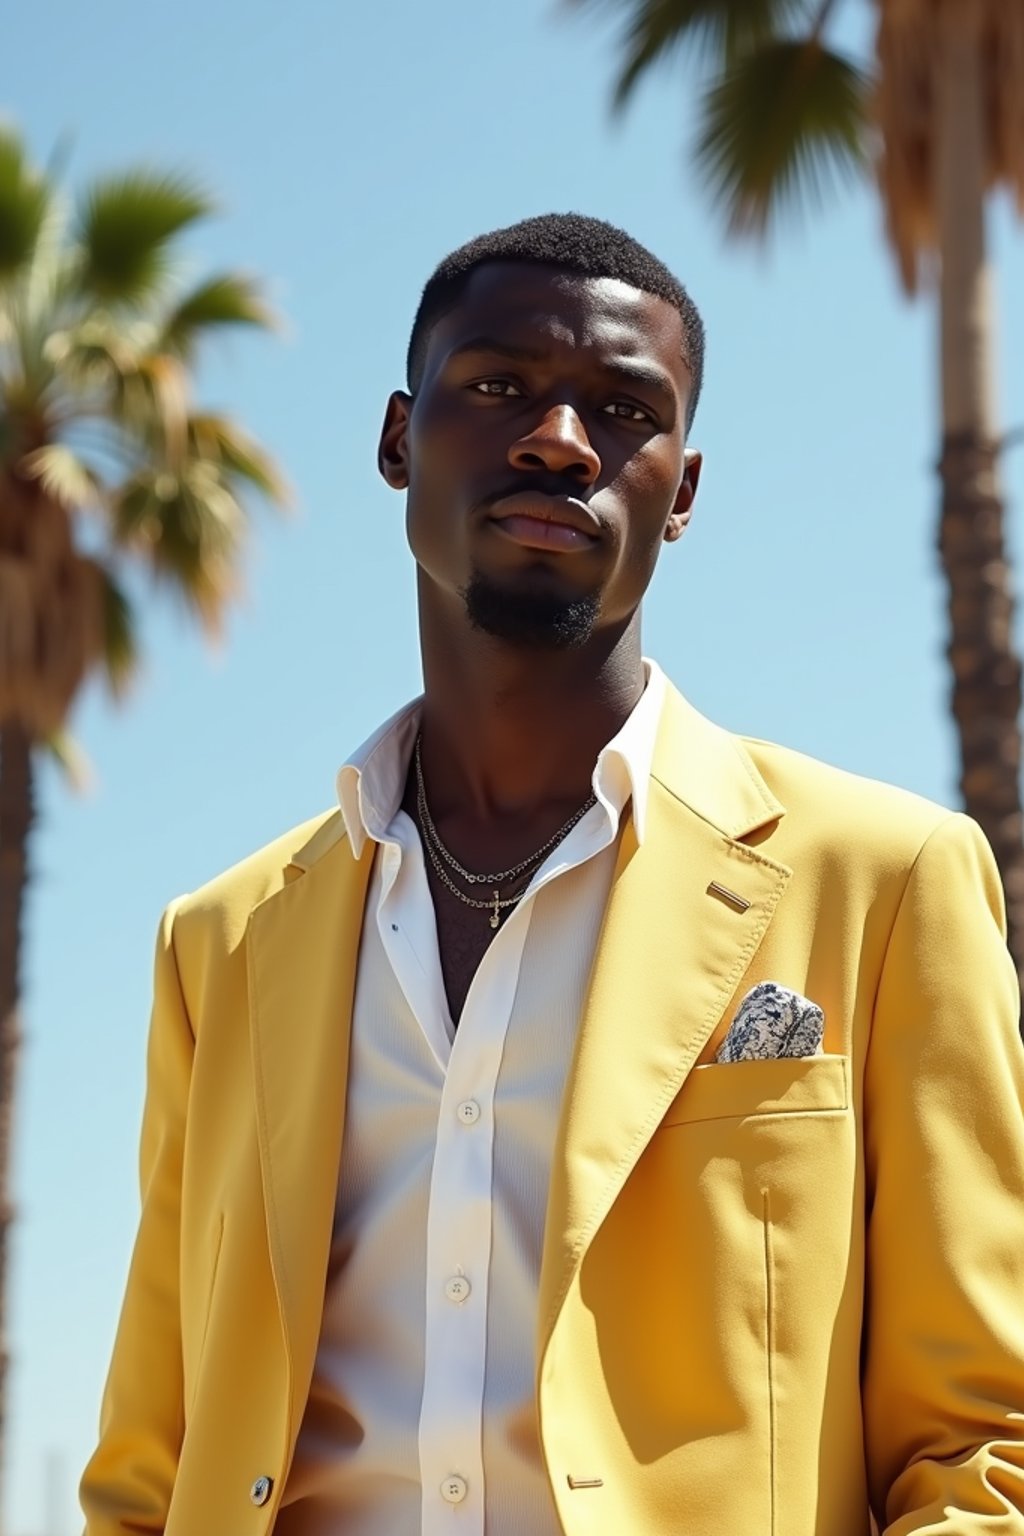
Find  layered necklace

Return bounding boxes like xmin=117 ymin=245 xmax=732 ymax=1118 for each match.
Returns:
xmin=413 ymin=733 xmax=598 ymax=929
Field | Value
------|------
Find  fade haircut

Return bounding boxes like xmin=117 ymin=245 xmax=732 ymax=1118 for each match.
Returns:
xmin=406 ymin=212 xmax=706 ymax=432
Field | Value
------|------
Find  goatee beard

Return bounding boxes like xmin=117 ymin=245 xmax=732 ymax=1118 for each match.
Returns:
xmin=462 ymin=573 xmax=599 ymax=650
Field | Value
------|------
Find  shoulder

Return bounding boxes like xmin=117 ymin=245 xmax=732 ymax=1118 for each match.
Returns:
xmin=166 ymin=808 xmax=348 ymax=955
xmin=654 ymin=678 xmax=961 ymax=875
xmin=739 ymin=733 xmax=954 ymax=857
xmin=734 ymin=734 xmax=1005 ymax=951
xmin=737 ymin=734 xmax=1005 ymax=917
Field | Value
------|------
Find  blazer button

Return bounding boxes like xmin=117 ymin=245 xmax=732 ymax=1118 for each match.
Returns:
xmin=250 ymin=1475 xmax=274 ymax=1506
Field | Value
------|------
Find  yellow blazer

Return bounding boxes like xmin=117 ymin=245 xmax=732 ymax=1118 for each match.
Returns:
xmin=81 ymin=683 xmax=1024 ymax=1535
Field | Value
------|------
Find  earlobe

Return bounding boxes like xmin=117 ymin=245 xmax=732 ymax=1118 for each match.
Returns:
xmin=378 ymin=391 xmax=413 ymax=490
xmin=665 ymin=447 xmax=703 ymax=543
xmin=664 ymin=508 xmax=691 ymax=544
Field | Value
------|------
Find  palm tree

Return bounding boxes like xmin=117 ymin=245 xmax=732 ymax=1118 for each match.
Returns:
xmin=0 ymin=125 xmax=288 ymax=1469
xmin=570 ymin=0 xmax=1024 ymax=987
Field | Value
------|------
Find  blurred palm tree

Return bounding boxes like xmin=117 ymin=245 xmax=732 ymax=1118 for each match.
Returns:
xmin=570 ymin=0 xmax=1024 ymax=984
xmin=0 ymin=124 xmax=288 ymax=1464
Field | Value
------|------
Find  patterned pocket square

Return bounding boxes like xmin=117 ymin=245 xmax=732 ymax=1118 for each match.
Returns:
xmin=715 ymin=982 xmax=825 ymax=1063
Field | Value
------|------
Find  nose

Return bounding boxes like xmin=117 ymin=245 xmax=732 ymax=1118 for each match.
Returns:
xmin=508 ymin=403 xmax=601 ymax=486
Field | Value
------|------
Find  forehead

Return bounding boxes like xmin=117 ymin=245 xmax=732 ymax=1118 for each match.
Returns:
xmin=424 ymin=261 xmax=689 ymax=386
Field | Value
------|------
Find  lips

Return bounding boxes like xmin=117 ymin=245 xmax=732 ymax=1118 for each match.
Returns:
xmin=487 ymin=492 xmax=600 ymax=554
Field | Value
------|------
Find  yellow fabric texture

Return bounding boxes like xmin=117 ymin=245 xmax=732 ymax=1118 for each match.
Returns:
xmin=80 ymin=685 xmax=1024 ymax=1535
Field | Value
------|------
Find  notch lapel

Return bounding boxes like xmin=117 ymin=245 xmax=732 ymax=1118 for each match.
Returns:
xmin=247 ymin=814 xmax=374 ymax=1430
xmin=537 ymin=687 xmax=791 ymax=1360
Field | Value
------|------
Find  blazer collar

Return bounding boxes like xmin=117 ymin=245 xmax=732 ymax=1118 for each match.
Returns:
xmin=651 ymin=681 xmax=785 ymax=841
xmin=285 ymin=807 xmax=349 ymax=873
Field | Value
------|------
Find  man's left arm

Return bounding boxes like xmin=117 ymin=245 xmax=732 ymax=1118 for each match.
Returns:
xmin=863 ymin=811 xmax=1024 ymax=1533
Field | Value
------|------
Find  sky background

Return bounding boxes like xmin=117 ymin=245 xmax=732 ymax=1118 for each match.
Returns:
xmin=4 ymin=1 xmax=1024 ymax=1531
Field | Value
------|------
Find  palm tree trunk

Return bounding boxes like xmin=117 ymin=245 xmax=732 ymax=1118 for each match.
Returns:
xmin=935 ymin=1 xmax=1024 ymax=1003
xmin=0 ymin=719 xmax=34 ymax=1495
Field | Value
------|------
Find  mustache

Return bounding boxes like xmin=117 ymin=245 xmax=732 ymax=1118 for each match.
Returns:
xmin=480 ymin=475 xmax=596 ymax=510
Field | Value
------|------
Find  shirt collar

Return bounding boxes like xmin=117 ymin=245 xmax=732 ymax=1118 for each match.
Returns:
xmin=336 ymin=658 xmax=666 ymax=858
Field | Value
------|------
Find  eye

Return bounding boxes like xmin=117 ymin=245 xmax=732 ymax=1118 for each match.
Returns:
xmin=470 ymin=378 xmax=524 ymax=398
xmin=602 ymin=400 xmax=656 ymax=425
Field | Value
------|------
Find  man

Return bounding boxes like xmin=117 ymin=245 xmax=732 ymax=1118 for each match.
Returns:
xmin=81 ymin=213 xmax=1024 ymax=1535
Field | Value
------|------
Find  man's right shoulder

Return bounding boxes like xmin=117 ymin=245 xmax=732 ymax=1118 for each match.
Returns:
xmin=164 ymin=808 xmax=349 ymax=953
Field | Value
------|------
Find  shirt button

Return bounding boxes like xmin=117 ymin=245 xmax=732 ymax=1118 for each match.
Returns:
xmin=441 ymin=1474 xmax=468 ymax=1504
xmin=444 ymin=1275 xmax=471 ymax=1303
xmin=456 ymin=1099 xmax=480 ymax=1125
xmin=250 ymin=1475 xmax=274 ymax=1506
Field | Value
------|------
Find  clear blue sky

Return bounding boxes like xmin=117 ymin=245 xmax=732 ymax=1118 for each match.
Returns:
xmin=5 ymin=1 xmax=1024 ymax=1530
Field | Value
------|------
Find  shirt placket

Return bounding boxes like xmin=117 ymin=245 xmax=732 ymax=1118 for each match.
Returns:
xmin=366 ymin=797 xmax=617 ymax=1536
xmin=417 ymin=904 xmax=532 ymax=1536
xmin=414 ymin=810 xmax=617 ymax=1536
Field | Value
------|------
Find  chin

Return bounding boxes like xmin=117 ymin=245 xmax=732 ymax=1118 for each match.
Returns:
xmin=461 ymin=572 xmax=600 ymax=650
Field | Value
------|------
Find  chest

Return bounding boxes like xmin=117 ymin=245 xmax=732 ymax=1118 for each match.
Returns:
xmin=426 ymin=864 xmax=510 ymax=1023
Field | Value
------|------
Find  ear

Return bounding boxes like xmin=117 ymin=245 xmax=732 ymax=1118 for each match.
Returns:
xmin=378 ymin=391 xmax=413 ymax=490
xmin=664 ymin=449 xmax=702 ymax=544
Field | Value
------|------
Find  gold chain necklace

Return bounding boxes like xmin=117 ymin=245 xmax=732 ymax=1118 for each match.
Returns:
xmin=413 ymin=733 xmax=598 ymax=928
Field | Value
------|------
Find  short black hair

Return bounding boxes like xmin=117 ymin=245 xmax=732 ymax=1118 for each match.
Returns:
xmin=406 ymin=212 xmax=706 ymax=432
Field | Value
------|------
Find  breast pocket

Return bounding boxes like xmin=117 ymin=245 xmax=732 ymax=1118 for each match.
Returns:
xmin=660 ymin=1053 xmax=850 ymax=1127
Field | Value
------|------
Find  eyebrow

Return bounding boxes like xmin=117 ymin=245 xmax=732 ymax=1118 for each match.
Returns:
xmin=448 ymin=336 xmax=680 ymax=411
xmin=448 ymin=336 xmax=556 ymax=366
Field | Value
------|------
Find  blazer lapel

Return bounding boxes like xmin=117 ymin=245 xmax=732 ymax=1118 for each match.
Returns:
xmin=247 ymin=813 xmax=374 ymax=1430
xmin=537 ymin=685 xmax=791 ymax=1359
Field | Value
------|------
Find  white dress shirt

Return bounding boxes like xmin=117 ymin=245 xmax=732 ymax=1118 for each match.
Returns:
xmin=277 ymin=662 xmax=666 ymax=1536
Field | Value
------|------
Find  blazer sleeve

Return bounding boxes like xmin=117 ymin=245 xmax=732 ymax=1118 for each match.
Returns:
xmin=79 ymin=901 xmax=193 ymax=1534
xmin=862 ymin=811 xmax=1024 ymax=1533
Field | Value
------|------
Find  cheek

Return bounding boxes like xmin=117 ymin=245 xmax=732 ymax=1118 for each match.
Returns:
xmin=407 ymin=390 xmax=482 ymax=465
xmin=606 ymin=458 xmax=678 ymax=569
xmin=402 ymin=418 xmax=455 ymax=537
xmin=402 ymin=436 xmax=469 ymax=582
xmin=622 ymin=528 xmax=670 ymax=588
xmin=405 ymin=411 xmax=444 ymax=488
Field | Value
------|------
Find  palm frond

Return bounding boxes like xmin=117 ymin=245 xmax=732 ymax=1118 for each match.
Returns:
xmin=111 ymin=468 xmax=170 ymax=541
xmin=11 ymin=194 xmax=76 ymax=399
xmin=40 ymin=725 xmax=93 ymax=791
xmin=75 ymin=171 xmax=213 ymax=305
xmin=129 ymin=351 xmax=190 ymax=460
xmin=41 ymin=316 xmax=186 ymax=467
xmin=696 ymin=36 xmax=870 ymax=237
xmin=44 ymin=314 xmax=148 ymax=407
xmin=97 ymin=561 xmax=137 ymax=696
xmin=21 ymin=443 xmax=106 ymax=511
xmin=59 ymin=329 xmax=190 ymax=459
xmin=188 ymin=412 xmax=291 ymax=505
xmin=21 ymin=196 xmax=74 ymax=320
xmin=162 ymin=274 xmax=278 ymax=360
xmin=0 ymin=124 xmax=50 ymax=281
xmin=876 ymin=0 xmax=1024 ymax=292
xmin=566 ymin=0 xmax=810 ymax=106
xmin=112 ymin=461 xmax=244 ymax=631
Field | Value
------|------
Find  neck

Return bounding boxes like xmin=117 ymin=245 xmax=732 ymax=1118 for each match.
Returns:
xmin=416 ymin=581 xmax=646 ymax=822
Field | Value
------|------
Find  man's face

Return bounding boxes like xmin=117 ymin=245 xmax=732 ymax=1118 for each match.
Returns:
xmin=379 ymin=261 xmax=701 ymax=648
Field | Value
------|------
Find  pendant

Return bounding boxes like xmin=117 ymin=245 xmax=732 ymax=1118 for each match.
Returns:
xmin=490 ymin=890 xmax=500 ymax=929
